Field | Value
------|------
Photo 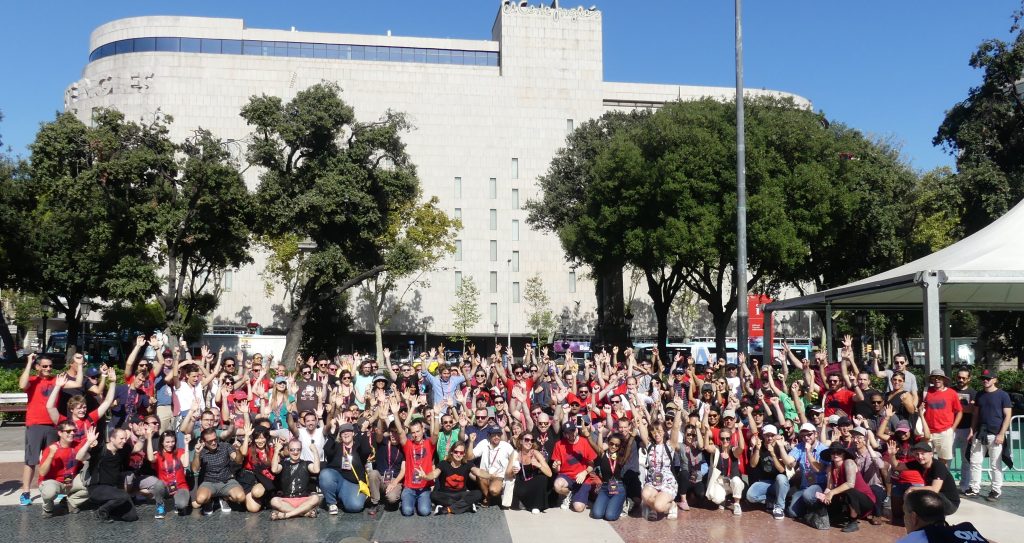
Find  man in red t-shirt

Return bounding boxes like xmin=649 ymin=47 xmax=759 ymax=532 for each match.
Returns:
xmin=822 ymin=373 xmax=855 ymax=417
xmin=397 ymin=418 xmax=435 ymax=516
xmin=923 ymin=370 xmax=963 ymax=464
xmin=20 ymin=353 xmax=83 ymax=506
xmin=551 ymin=422 xmax=597 ymax=513
xmin=37 ymin=421 xmax=91 ymax=516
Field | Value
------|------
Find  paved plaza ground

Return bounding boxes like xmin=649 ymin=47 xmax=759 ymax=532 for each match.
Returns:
xmin=0 ymin=428 xmax=1019 ymax=543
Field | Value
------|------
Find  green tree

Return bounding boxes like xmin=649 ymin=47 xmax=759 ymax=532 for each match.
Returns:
xmin=523 ymin=274 xmax=556 ymax=344
xmin=3 ymin=110 xmax=171 ymax=354
xmin=527 ymin=111 xmax=647 ymax=347
xmin=359 ymin=196 xmax=459 ymax=361
xmin=242 ymin=83 xmax=421 ymax=365
xmin=150 ymin=127 xmax=253 ymax=343
xmin=449 ymin=276 xmax=481 ymax=350
xmin=934 ymin=4 xmax=1024 ymax=365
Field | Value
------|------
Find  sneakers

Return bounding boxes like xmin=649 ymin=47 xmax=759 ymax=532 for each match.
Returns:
xmin=433 ymin=505 xmax=444 ymax=515
xmin=68 ymin=503 xmax=79 ymax=514
xmin=202 ymin=503 xmax=215 ymax=516
xmin=531 ymin=508 xmax=541 ymax=515
xmin=155 ymin=504 xmax=166 ymax=519
xmin=732 ymin=502 xmax=742 ymax=516
xmin=471 ymin=503 xmax=479 ymax=513
xmin=41 ymin=509 xmax=54 ymax=519
xmin=19 ymin=492 xmax=32 ymax=506
xmin=560 ymin=495 xmax=571 ymax=510
xmin=842 ymin=520 xmax=860 ymax=533
xmin=178 ymin=505 xmax=191 ymax=516
xmin=679 ymin=496 xmax=690 ymax=511
xmin=328 ymin=504 xmax=339 ymax=515
xmin=772 ymin=506 xmax=784 ymax=520
xmin=962 ymin=489 xmax=979 ymax=498
xmin=219 ymin=498 xmax=231 ymax=512
xmin=667 ymin=503 xmax=678 ymax=519
xmin=621 ymin=498 xmax=632 ymax=516
xmin=95 ymin=509 xmax=114 ymax=523
xmin=55 ymin=494 xmax=66 ymax=504
xmin=986 ymin=491 xmax=1001 ymax=502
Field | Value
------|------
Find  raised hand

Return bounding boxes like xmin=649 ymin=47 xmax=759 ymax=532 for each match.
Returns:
xmin=54 ymin=373 xmax=69 ymax=389
xmin=136 ymin=335 xmax=146 ymax=348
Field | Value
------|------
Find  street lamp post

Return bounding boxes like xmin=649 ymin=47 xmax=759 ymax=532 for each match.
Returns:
xmin=506 ymin=258 xmax=512 ymax=351
xmin=734 ymin=0 xmax=749 ymax=359
xmin=624 ymin=311 xmax=634 ymax=346
xmin=560 ymin=308 xmax=570 ymax=351
xmin=40 ymin=300 xmax=52 ymax=353
xmin=79 ymin=298 xmax=92 ymax=352
xmin=493 ymin=321 xmax=499 ymax=354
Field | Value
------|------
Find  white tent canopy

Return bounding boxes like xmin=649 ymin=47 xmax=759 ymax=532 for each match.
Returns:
xmin=766 ymin=199 xmax=1024 ymax=371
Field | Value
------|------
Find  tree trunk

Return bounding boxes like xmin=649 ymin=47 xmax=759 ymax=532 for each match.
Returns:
xmin=281 ymin=301 xmax=311 ymax=370
xmin=65 ymin=302 xmax=80 ymax=359
xmin=374 ymin=319 xmax=384 ymax=364
xmin=0 ymin=305 xmax=17 ymax=362
xmin=595 ymin=265 xmax=625 ymax=347
xmin=711 ymin=309 xmax=730 ymax=364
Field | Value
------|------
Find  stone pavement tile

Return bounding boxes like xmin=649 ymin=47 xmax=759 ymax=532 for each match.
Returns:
xmin=505 ymin=508 xmax=623 ymax=543
xmin=610 ymin=506 xmax=904 ymax=543
xmin=0 ymin=503 xmax=378 ymax=543
xmin=959 ymin=487 xmax=1024 ymax=517
xmin=373 ymin=506 xmax=511 ymax=543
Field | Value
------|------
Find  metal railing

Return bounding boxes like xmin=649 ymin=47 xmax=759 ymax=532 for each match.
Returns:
xmin=949 ymin=415 xmax=1023 ymax=481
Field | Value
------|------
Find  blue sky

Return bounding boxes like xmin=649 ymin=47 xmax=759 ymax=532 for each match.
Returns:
xmin=1 ymin=1 xmax=1020 ymax=172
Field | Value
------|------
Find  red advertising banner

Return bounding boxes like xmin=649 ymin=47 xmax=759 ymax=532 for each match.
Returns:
xmin=747 ymin=294 xmax=773 ymax=361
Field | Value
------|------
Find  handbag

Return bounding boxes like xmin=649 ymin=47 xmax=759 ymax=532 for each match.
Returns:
xmin=355 ymin=462 xmax=371 ymax=497
xmin=704 ymin=448 xmax=727 ymax=505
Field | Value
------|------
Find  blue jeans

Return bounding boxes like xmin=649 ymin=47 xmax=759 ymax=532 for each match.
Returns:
xmin=747 ymin=474 xmax=790 ymax=510
xmin=401 ymin=487 xmax=432 ymax=516
xmin=590 ymin=482 xmax=627 ymax=521
xmin=319 ymin=468 xmax=367 ymax=513
xmin=787 ymin=484 xmax=822 ymax=518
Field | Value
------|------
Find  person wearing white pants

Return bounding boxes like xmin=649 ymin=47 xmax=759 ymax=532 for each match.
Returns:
xmin=968 ymin=371 xmax=1012 ymax=501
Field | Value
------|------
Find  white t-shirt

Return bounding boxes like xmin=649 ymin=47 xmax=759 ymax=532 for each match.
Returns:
xmin=176 ymin=381 xmax=205 ymax=413
xmin=473 ymin=439 xmax=515 ymax=477
xmin=298 ymin=426 xmax=326 ymax=462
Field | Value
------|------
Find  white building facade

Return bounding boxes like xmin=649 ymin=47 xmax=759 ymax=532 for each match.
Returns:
xmin=65 ymin=3 xmax=809 ymax=341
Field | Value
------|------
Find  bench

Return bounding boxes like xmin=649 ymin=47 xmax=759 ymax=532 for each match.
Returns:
xmin=0 ymin=392 xmax=28 ymax=426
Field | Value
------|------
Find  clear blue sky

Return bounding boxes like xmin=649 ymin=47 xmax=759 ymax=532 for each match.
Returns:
xmin=1 ymin=1 xmax=1020 ymax=172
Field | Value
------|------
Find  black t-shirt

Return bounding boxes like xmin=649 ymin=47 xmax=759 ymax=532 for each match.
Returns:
xmin=323 ymin=433 xmax=372 ymax=484
xmin=594 ymin=452 xmax=626 ymax=482
xmin=906 ymin=459 xmax=960 ymax=509
xmin=853 ymin=388 xmax=882 ymax=418
xmin=88 ymin=443 xmax=130 ymax=487
xmin=750 ymin=442 xmax=783 ymax=481
xmin=531 ymin=427 xmax=558 ymax=459
xmin=436 ymin=460 xmax=472 ymax=492
xmin=953 ymin=386 xmax=976 ymax=430
xmin=374 ymin=441 xmax=405 ymax=479
xmin=294 ymin=380 xmax=321 ymax=415
xmin=278 ymin=458 xmax=312 ymax=497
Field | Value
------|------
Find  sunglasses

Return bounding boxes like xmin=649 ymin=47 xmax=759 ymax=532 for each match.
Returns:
xmin=59 ymin=429 xmax=75 ymax=434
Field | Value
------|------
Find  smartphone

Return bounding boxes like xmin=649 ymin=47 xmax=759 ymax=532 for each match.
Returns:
xmin=575 ymin=415 xmax=583 ymax=426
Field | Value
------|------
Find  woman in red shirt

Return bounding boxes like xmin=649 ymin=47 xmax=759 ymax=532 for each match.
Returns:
xmin=820 ymin=443 xmax=878 ymax=532
xmin=146 ymin=429 xmax=190 ymax=518
xmin=239 ymin=423 xmax=276 ymax=512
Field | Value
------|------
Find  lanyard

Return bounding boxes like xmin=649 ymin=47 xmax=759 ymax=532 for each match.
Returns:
xmin=488 ymin=444 xmax=500 ymax=468
xmin=609 ymin=455 xmax=618 ymax=477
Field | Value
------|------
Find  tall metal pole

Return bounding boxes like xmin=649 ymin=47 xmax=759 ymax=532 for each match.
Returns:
xmin=734 ymin=0 xmax=749 ymax=358
xmin=507 ymin=258 xmax=512 ymax=352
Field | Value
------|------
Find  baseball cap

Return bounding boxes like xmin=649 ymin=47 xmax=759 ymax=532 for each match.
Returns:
xmin=895 ymin=421 xmax=911 ymax=433
xmin=761 ymin=424 xmax=778 ymax=435
xmin=851 ymin=427 xmax=868 ymax=437
xmin=337 ymin=423 xmax=355 ymax=434
xmin=701 ymin=383 xmax=714 ymax=392
xmin=274 ymin=376 xmax=287 ymax=384
xmin=827 ymin=415 xmax=840 ymax=425
xmin=809 ymin=405 xmax=824 ymax=414
xmin=232 ymin=390 xmax=248 ymax=401
xmin=799 ymin=422 xmax=817 ymax=433
xmin=911 ymin=442 xmax=933 ymax=453
xmin=981 ymin=370 xmax=997 ymax=380
xmin=672 ymin=367 xmax=686 ymax=375
xmin=485 ymin=426 xmax=503 ymax=436
xmin=562 ymin=422 xmax=578 ymax=433
xmin=722 ymin=409 xmax=736 ymax=419
xmin=836 ymin=416 xmax=852 ymax=427
xmin=85 ymin=366 xmax=101 ymax=378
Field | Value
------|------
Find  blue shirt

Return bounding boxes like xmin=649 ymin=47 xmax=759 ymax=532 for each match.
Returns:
xmin=790 ymin=442 xmax=829 ymax=489
xmin=420 ymin=371 xmax=465 ymax=412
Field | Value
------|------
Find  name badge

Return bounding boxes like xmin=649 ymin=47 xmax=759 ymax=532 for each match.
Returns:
xmin=608 ymin=479 xmax=620 ymax=495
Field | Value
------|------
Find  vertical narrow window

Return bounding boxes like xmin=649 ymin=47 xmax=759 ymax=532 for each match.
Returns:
xmin=512 ymin=282 xmax=521 ymax=303
xmin=490 ymin=240 xmax=497 ymax=261
xmin=455 ymin=271 xmax=462 ymax=287
xmin=511 ymin=158 xmax=519 ymax=180
xmin=454 ymin=208 xmax=462 ymax=221
xmin=490 ymin=271 xmax=498 ymax=293
xmin=569 ymin=271 xmax=577 ymax=293
xmin=223 ymin=270 xmax=233 ymax=292
xmin=454 ymin=176 xmax=462 ymax=199
xmin=512 ymin=251 xmax=520 ymax=272
xmin=490 ymin=303 xmax=498 ymax=325
xmin=511 ymin=220 xmax=519 ymax=241
xmin=489 ymin=209 xmax=497 ymax=230
xmin=455 ymin=240 xmax=463 ymax=261
xmin=489 ymin=177 xmax=497 ymax=199
xmin=511 ymin=189 xmax=519 ymax=209
xmin=567 ymin=118 xmax=574 ymax=133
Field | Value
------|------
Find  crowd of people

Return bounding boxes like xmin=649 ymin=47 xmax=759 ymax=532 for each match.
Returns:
xmin=15 ymin=334 xmax=1014 ymax=536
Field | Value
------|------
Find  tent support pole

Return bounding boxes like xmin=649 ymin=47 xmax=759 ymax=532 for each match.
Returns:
xmin=922 ymin=271 xmax=942 ymax=373
xmin=825 ymin=302 xmax=834 ymax=362
xmin=941 ymin=309 xmax=952 ymax=375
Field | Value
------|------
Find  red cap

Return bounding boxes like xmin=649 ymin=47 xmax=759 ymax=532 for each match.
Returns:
xmin=981 ymin=370 xmax=996 ymax=379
